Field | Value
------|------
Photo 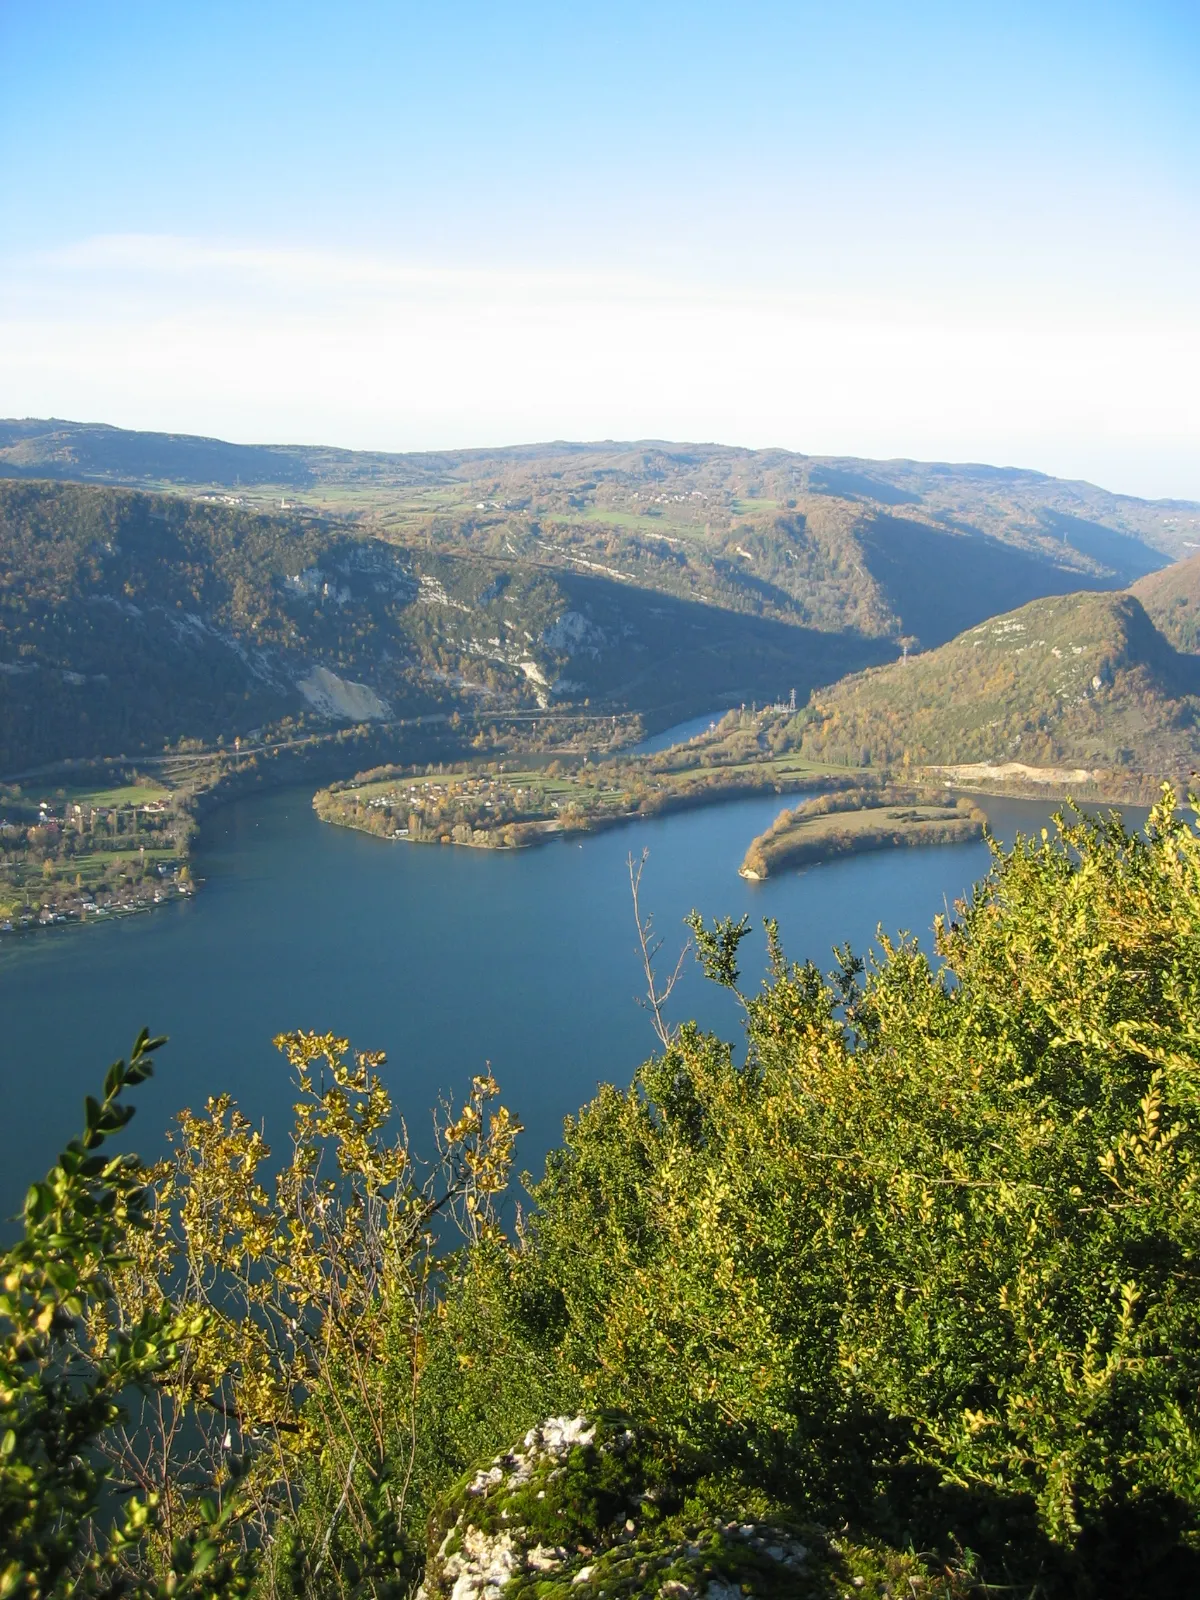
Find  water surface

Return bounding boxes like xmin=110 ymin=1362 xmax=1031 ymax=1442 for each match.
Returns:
xmin=627 ymin=709 xmax=730 ymax=755
xmin=0 ymin=786 xmax=1138 ymax=1222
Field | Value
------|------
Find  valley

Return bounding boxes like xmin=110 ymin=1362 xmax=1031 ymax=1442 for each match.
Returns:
xmin=3 ymin=421 xmax=1200 ymax=935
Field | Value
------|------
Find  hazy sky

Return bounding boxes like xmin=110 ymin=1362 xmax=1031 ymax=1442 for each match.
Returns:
xmin=1 ymin=1 xmax=1197 ymax=496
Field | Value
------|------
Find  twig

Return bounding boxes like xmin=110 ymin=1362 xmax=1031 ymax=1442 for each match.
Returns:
xmin=312 ymin=1443 xmax=359 ymax=1582
xmin=628 ymin=849 xmax=689 ymax=1048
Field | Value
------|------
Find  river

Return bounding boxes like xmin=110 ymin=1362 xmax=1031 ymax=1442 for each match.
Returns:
xmin=0 ymin=776 xmax=1141 ymax=1225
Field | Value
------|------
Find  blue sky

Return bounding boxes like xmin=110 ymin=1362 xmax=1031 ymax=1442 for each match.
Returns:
xmin=1 ymin=1 xmax=1197 ymax=495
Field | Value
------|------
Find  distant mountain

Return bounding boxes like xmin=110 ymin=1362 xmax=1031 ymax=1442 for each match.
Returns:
xmin=785 ymin=589 xmax=1200 ymax=782
xmin=3 ymin=419 xmax=1193 ymax=652
xmin=0 ymin=479 xmax=883 ymax=772
xmin=1131 ymin=552 xmax=1200 ymax=654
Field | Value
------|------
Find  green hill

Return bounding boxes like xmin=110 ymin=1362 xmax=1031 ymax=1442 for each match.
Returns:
xmin=3 ymin=419 xmax=1191 ymax=651
xmin=1132 ymin=551 xmax=1200 ymax=653
xmin=0 ymin=479 xmax=884 ymax=772
xmin=6 ymin=426 xmax=1196 ymax=778
xmin=785 ymin=589 xmax=1200 ymax=783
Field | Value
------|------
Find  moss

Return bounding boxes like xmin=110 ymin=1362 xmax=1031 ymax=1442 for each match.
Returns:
xmin=419 ymin=1415 xmax=976 ymax=1599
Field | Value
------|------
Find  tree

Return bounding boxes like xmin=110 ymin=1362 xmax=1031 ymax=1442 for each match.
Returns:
xmin=0 ymin=1031 xmax=252 ymax=1600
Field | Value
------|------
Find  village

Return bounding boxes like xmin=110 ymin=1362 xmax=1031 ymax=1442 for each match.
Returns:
xmin=0 ymin=778 xmax=195 ymax=934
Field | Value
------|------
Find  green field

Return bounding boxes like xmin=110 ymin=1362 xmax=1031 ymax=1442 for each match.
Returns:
xmin=53 ymin=780 xmax=171 ymax=808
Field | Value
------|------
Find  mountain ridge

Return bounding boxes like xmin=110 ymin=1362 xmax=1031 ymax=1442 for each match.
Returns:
xmin=5 ymin=423 xmax=1200 ymax=781
xmin=2 ymin=418 xmax=1188 ymax=655
xmin=4 ymin=416 xmax=1198 ymax=530
xmin=0 ymin=478 xmax=885 ymax=772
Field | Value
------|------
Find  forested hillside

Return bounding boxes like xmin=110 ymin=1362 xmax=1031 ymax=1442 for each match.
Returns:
xmin=0 ymin=479 xmax=884 ymax=771
xmin=1132 ymin=550 xmax=1200 ymax=653
xmin=4 ymin=419 xmax=1191 ymax=651
xmin=5 ymin=425 xmax=1198 ymax=778
xmin=785 ymin=589 xmax=1200 ymax=781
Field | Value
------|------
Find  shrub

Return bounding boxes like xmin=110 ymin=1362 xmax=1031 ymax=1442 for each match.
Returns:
xmin=433 ymin=791 xmax=1200 ymax=1595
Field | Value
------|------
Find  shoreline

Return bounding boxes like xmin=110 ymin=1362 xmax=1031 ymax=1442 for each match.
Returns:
xmin=2 ymin=745 xmax=1168 ymax=944
xmin=315 ymin=760 xmax=1162 ymax=860
xmin=737 ymin=823 xmax=982 ymax=880
xmin=739 ymin=788 xmax=988 ymax=880
xmin=0 ymin=880 xmax=197 ymax=940
xmin=313 ymin=767 xmax=853 ymax=851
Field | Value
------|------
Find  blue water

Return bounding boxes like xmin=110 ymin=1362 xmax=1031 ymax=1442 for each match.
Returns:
xmin=627 ymin=709 xmax=730 ymax=755
xmin=0 ymin=788 xmax=1137 ymax=1224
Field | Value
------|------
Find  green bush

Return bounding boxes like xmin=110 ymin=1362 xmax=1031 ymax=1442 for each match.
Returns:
xmin=425 ymin=790 xmax=1200 ymax=1595
xmin=0 ymin=1032 xmax=252 ymax=1600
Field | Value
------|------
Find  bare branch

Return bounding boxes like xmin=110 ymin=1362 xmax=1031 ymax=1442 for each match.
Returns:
xmin=312 ymin=1444 xmax=359 ymax=1583
xmin=628 ymin=848 xmax=690 ymax=1048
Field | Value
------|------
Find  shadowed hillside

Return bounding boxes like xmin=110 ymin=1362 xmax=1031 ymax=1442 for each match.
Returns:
xmin=854 ymin=513 xmax=1112 ymax=647
xmin=0 ymin=479 xmax=886 ymax=771
xmin=1133 ymin=551 xmax=1200 ymax=654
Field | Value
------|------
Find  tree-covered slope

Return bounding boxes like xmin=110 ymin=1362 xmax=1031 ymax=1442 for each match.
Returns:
xmin=3 ymin=419 xmax=1189 ymax=652
xmin=0 ymin=479 xmax=884 ymax=771
xmin=786 ymin=589 xmax=1200 ymax=778
xmin=1132 ymin=550 xmax=1200 ymax=654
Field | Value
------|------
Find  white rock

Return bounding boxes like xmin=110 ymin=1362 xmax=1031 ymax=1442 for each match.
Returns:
xmin=441 ymin=1525 xmax=520 ymax=1600
xmin=526 ymin=1544 xmax=567 ymax=1572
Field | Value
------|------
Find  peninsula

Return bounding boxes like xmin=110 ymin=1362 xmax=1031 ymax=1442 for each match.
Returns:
xmin=739 ymin=787 xmax=987 ymax=878
xmin=312 ymin=709 xmax=858 ymax=849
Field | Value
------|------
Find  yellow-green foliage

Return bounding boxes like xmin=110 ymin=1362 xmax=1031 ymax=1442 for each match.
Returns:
xmin=0 ymin=1034 xmax=521 ymax=1599
xmin=8 ymin=792 xmax=1200 ymax=1597
xmin=0 ymin=1033 xmax=253 ymax=1600
xmin=431 ymin=790 xmax=1200 ymax=1595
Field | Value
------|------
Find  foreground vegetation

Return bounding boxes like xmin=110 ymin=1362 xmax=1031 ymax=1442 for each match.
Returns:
xmin=739 ymin=787 xmax=986 ymax=878
xmin=4 ymin=790 xmax=1200 ymax=1597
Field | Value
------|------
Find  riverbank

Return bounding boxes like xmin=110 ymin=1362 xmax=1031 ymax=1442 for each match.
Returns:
xmin=0 ymin=710 xmax=646 ymax=937
xmin=313 ymin=745 xmax=859 ymax=850
xmin=740 ymin=787 xmax=988 ymax=878
xmin=926 ymin=760 xmax=1172 ymax=806
xmin=312 ymin=701 xmax=1163 ymax=862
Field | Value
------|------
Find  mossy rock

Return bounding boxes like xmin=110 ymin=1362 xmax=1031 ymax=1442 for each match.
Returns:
xmin=419 ymin=1414 xmax=970 ymax=1599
